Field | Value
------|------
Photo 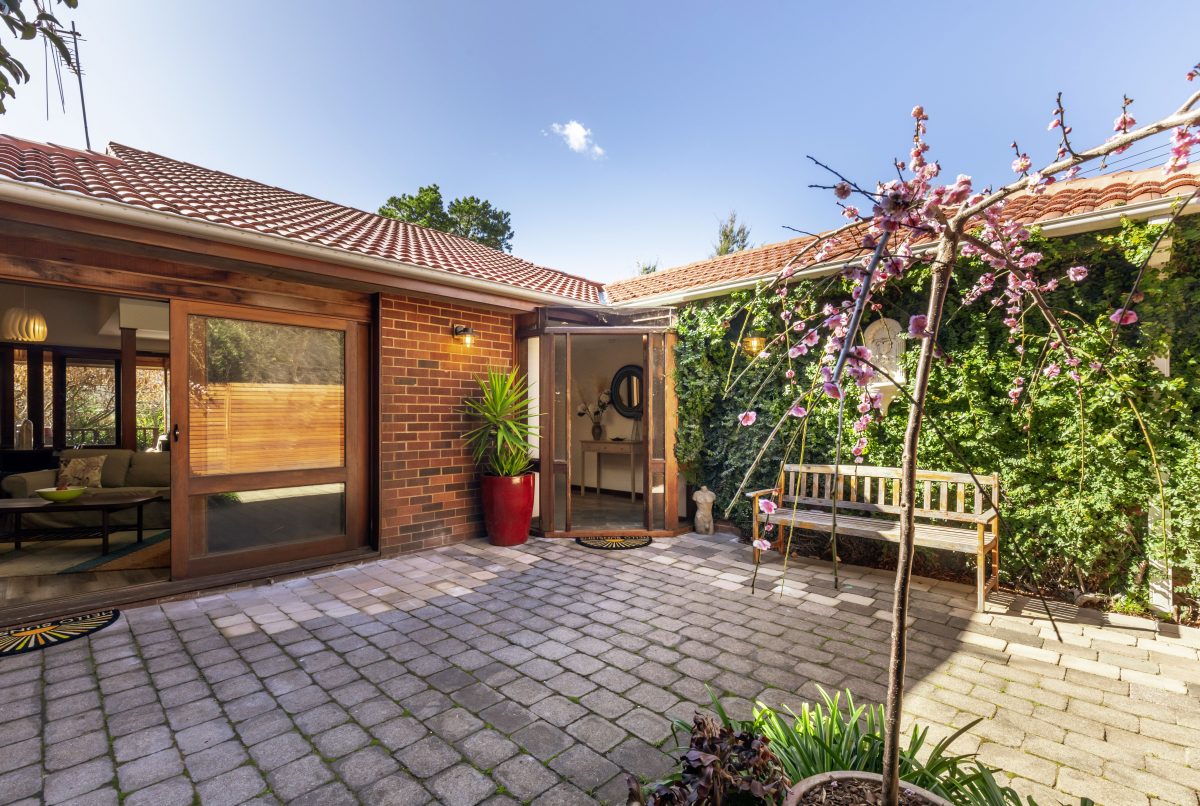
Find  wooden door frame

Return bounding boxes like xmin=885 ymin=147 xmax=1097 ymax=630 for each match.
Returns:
xmin=535 ymin=325 xmax=685 ymax=539
xmin=169 ymin=299 xmax=371 ymax=579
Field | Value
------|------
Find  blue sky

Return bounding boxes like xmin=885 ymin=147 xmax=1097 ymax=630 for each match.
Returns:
xmin=3 ymin=1 xmax=1199 ymax=283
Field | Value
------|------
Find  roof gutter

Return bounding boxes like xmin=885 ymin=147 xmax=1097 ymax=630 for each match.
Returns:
xmin=0 ymin=178 xmax=595 ymax=308
xmin=611 ymin=192 xmax=1200 ymax=308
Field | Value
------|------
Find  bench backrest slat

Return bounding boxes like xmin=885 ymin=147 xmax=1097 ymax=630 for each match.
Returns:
xmin=778 ymin=463 xmax=998 ymax=524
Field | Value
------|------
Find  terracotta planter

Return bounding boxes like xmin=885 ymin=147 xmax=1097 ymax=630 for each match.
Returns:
xmin=480 ymin=474 xmax=535 ymax=547
xmin=783 ymin=771 xmax=952 ymax=806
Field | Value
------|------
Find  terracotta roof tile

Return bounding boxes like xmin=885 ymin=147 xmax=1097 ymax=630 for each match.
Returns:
xmin=605 ymin=165 xmax=1200 ymax=303
xmin=0 ymin=135 xmax=602 ymax=304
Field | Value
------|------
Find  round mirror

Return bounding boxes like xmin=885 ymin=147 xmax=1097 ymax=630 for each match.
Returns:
xmin=609 ymin=364 xmax=644 ymax=419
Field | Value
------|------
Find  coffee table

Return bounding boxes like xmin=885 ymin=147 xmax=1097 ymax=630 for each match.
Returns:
xmin=0 ymin=493 xmax=164 ymax=555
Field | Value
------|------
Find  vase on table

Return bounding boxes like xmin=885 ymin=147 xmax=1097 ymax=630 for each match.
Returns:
xmin=591 ymin=422 xmax=603 ymax=440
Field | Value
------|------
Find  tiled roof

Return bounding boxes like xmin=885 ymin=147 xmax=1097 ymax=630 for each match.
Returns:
xmin=605 ymin=165 xmax=1200 ymax=303
xmin=0 ymin=135 xmax=603 ymax=304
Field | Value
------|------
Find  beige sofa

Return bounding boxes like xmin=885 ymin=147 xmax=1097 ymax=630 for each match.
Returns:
xmin=1 ymin=448 xmax=171 ymax=530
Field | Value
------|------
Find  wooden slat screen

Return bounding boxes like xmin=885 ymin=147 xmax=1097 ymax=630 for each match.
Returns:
xmin=190 ymin=382 xmax=344 ymax=476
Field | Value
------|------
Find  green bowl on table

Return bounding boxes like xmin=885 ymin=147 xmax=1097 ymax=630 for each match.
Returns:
xmin=35 ymin=486 xmax=87 ymax=503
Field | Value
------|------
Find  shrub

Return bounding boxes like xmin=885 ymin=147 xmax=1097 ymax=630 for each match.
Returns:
xmin=638 ymin=689 xmax=1093 ymax=806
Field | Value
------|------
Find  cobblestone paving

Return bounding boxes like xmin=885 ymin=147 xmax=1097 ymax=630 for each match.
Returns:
xmin=2 ymin=532 xmax=1199 ymax=805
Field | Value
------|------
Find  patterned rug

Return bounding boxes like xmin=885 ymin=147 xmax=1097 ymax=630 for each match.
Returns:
xmin=0 ymin=610 xmax=120 ymax=656
xmin=0 ymin=530 xmax=170 ymax=577
xmin=574 ymin=536 xmax=653 ymax=551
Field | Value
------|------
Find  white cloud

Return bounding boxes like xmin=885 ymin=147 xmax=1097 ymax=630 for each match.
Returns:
xmin=549 ymin=120 xmax=605 ymax=158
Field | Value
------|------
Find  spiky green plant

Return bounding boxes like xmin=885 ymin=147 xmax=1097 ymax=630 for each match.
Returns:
xmin=664 ymin=689 xmax=1092 ymax=806
xmin=463 ymin=367 xmax=537 ymax=477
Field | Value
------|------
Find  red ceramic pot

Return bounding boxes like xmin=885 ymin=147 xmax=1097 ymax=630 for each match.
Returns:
xmin=480 ymin=474 xmax=535 ymax=546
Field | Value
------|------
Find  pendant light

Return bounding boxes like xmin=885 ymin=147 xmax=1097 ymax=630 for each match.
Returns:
xmin=1 ymin=287 xmax=49 ymax=343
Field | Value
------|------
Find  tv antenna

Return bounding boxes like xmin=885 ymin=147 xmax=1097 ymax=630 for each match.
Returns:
xmin=43 ymin=21 xmax=91 ymax=150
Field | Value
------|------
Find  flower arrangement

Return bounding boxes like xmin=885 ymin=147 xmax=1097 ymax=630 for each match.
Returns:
xmin=577 ymin=390 xmax=612 ymax=438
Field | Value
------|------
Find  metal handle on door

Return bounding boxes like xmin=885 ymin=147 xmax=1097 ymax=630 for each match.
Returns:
xmin=172 ymin=424 xmax=180 ymax=443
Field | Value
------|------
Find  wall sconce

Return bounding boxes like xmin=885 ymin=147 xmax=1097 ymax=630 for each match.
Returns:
xmin=741 ymin=334 xmax=766 ymax=357
xmin=452 ymin=324 xmax=475 ymax=347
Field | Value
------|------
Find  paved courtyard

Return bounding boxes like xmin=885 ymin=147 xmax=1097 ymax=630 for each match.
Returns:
xmin=2 ymin=532 xmax=1199 ymax=806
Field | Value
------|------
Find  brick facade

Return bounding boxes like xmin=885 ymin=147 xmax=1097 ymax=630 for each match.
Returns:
xmin=378 ymin=293 xmax=516 ymax=554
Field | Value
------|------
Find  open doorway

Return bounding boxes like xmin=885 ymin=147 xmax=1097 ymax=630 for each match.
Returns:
xmin=522 ymin=306 xmax=684 ymax=538
xmin=0 ymin=281 xmax=171 ymax=607
xmin=570 ymin=334 xmax=645 ymax=530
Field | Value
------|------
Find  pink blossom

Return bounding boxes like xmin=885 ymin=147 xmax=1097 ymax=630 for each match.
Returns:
xmin=1130 ymin=290 xmax=1145 ymax=303
xmin=758 ymin=498 xmax=778 ymax=515
xmin=1067 ymin=265 xmax=1088 ymax=282
xmin=738 ymin=411 xmax=757 ymax=427
xmin=752 ymin=538 xmax=772 ymax=552
xmin=1011 ymin=154 xmax=1032 ymax=174
xmin=834 ymin=181 xmax=852 ymax=200
xmin=911 ymin=105 xmax=927 ymax=121
xmin=822 ymin=383 xmax=843 ymax=400
xmin=788 ymin=404 xmax=807 ymax=418
xmin=1113 ymin=111 xmax=1137 ymax=133
xmin=788 ymin=344 xmax=808 ymax=359
xmin=1109 ymin=308 xmax=1138 ymax=326
xmin=841 ymin=205 xmax=860 ymax=220
xmin=908 ymin=314 xmax=928 ymax=337
xmin=1089 ymin=361 xmax=1103 ymax=371
xmin=1043 ymin=362 xmax=1061 ymax=379
xmin=1048 ymin=118 xmax=1061 ymax=131
xmin=784 ymin=369 xmax=795 ymax=380
xmin=1165 ymin=126 xmax=1198 ymax=174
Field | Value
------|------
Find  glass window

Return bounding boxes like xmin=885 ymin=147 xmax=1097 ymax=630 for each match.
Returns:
xmin=136 ymin=363 xmax=169 ymax=450
xmin=196 ymin=483 xmax=346 ymax=554
xmin=64 ymin=358 xmax=117 ymax=446
xmin=188 ymin=316 xmax=345 ymax=475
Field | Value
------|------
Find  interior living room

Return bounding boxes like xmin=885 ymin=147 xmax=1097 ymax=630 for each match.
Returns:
xmin=0 ymin=281 xmax=171 ymax=606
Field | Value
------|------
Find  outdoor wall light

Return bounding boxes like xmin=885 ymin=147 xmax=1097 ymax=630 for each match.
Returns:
xmin=452 ymin=324 xmax=475 ymax=347
xmin=741 ymin=334 xmax=767 ymax=357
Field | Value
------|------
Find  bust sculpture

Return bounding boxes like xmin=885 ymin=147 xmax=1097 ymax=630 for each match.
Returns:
xmin=692 ymin=485 xmax=716 ymax=535
xmin=862 ymin=317 xmax=905 ymax=415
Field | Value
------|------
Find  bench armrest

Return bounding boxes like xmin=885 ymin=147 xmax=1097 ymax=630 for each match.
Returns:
xmin=745 ymin=487 xmax=782 ymax=499
xmin=973 ymin=508 xmax=998 ymax=525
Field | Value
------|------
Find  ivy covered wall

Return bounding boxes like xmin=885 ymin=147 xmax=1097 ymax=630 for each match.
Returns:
xmin=674 ymin=216 xmax=1200 ymax=613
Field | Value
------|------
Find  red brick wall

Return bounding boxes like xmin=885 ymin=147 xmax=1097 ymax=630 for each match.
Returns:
xmin=378 ymin=293 xmax=516 ymax=554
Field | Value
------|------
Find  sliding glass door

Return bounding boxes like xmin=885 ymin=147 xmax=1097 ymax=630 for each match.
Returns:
xmin=169 ymin=301 xmax=370 ymax=579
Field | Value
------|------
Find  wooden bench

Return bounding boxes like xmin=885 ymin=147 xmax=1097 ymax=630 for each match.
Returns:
xmin=749 ymin=464 xmax=1000 ymax=611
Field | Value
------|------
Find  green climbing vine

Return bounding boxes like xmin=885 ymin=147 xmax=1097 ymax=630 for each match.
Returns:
xmin=674 ymin=216 xmax=1200 ymax=616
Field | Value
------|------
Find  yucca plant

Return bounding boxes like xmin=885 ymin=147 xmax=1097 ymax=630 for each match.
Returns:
xmin=463 ymin=367 xmax=537 ymax=477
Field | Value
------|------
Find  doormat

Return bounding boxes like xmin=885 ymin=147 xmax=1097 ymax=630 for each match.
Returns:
xmin=0 ymin=609 xmax=120 ymax=657
xmin=574 ymin=536 xmax=653 ymax=551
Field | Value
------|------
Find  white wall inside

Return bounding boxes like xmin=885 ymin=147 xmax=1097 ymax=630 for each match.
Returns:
xmin=0 ymin=282 xmax=168 ymax=351
xmin=570 ymin=334 xmax=644 ymax=493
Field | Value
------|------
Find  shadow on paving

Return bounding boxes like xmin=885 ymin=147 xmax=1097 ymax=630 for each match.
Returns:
xmin=1 ymin=531 xmax=1198 ymax=806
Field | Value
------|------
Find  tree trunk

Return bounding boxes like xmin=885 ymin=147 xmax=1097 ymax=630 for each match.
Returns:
xmin=881 ymin=236 xmax=957 ymax=805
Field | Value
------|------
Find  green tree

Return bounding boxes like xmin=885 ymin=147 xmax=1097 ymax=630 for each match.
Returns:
xmin=379 ymin=184 xmax=515 ymax=252
xmin=1 ymin=0 xmax=77 ymax=114
xmin=712 ymin=210 xmax=751 ymax=257
xmin=636 ymin=259 xmax=658 ymax=275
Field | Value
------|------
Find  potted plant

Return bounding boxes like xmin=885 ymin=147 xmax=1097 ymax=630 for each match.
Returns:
xmin=463 ymin=367 xmax=537 ymax=546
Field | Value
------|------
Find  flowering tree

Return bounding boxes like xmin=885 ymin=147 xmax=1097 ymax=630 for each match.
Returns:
xmin=728 ymin=63 xmax=1200 ymax=803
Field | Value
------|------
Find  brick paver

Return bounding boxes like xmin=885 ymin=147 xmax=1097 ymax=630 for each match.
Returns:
xmin=2 ymin=532 xmax=1199 ymax=804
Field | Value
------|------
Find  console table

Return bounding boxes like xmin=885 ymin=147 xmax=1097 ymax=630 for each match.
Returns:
xmin=579 ymin=440 xmax=643 ymax=500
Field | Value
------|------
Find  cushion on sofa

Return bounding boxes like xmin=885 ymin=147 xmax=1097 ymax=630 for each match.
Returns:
xmin=126 ymin=452 xmax=171 ymax=487
xmin=58 ymin=455 xmax=106 ymax=488
xmin=61 ymin=448 xmax=133 ymax=488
